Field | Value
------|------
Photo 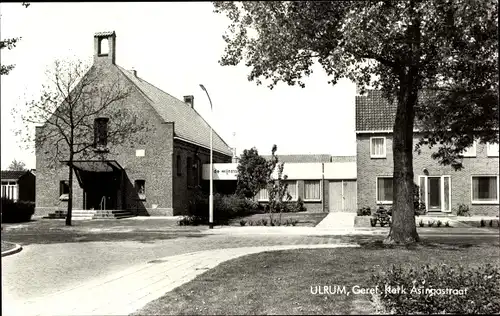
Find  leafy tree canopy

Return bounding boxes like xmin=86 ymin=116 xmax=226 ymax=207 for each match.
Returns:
xmin=214 ymin=0 xmax=498 ymax=170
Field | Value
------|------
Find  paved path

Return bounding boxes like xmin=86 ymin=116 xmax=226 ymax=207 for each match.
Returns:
xmin=315 ymin=212 xmax=357 ymax=229
xmin=4 ymin=243 xmax=358 ymax=316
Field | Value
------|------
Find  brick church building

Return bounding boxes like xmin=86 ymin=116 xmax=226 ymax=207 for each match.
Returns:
xmin=35 ymin=31 xmax=232 ymax=218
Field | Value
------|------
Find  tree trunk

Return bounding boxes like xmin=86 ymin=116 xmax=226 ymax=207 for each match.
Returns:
xmin=384 ymin=74 xmax=420 ymax=245
xmin=65 ymin=153 xmax=73 ymax=226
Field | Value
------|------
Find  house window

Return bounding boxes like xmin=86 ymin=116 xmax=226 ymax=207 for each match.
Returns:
xmin=461 ymin=141 xmax=476 ymax=157
xmin=487 ymin=142 xmax=499 ymax=157
xmin=1 ymin=181 xmax=17 ymax=201
xmin=258 ymin=187 xmax=269 ymax=201
xmin=370 ymin=137 xmax=386 ymax=158
xmin=471 ymin=176 xmax=498 ymax=204
xmin=94 ymin=117 xmax=109 ymax=149
xmin=59 ymin=180 xmax=69 ymax=201
xmin=187 ymin=157 xmax=193 ymax=187
xmin=285 ymin=180 xmax=298 ymax=201
xmin=304 ymin=180 xmax=321 ymax=200
xmin=135 ymin=180 xmax=146 ymax=200
xmin=176 ymin=155 xmax=182 ymax=176
xmin=376 ymin=177 xmax=393 ymax=204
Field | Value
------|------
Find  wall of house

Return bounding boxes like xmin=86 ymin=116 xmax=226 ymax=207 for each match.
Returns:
xmin=35 ymin=63 xmax=175 ymax=217
xmin=18 ymin=172 xmax=36 ymax=202
xmin=356 ymin=133 xmax=499 ymax=216
xmin=173 ymin=139 xmax=232 ymax=216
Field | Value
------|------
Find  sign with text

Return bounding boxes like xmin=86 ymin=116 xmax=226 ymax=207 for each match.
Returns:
xmin=202 ymin=163 xmax=238 ymax=180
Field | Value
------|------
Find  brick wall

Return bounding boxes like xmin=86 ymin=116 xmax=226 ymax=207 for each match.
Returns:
xmin=36 ymin=63 xmax=175 ymax=217
xmin=173 ymin=139 xmax=232 ymax=215
xmin=357 ymin=133 xmax=499 ymax=216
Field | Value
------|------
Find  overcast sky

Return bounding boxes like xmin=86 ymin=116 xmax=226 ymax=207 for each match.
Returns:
xmin=0 ymin=2 xmax=356 ymax=170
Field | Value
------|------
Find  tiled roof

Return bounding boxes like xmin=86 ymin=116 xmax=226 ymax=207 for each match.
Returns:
xmin=261 ymin=154 xmax=333 ymax=163
xmin=118 ymin=67 xmax=232 ymax=156
xmin=330 ymin=156 xmax=356 ymax=163
xmin=355 ymin=90 xmax=396 ymax=131
xmin=94 ymin=31 xmax=115 ymax=37
xmin=1 ymin=170 xmax=30 ymax=180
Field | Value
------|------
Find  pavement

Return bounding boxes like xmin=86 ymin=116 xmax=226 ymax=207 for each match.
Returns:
xmin=2 ymin=213 xmax=498 ymax=316
xmin=4 ymin=243 xmax=358 ymax=316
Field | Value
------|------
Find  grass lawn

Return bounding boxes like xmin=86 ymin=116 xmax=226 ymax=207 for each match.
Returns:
xmin=229 ymin=212 xmax=328 ymax=227
xmin=133 ymin=237 xmax=499 ymax=315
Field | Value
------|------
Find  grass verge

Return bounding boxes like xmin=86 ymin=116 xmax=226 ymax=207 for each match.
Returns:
xmin=133 ymin=238 xmax=499 ymax=315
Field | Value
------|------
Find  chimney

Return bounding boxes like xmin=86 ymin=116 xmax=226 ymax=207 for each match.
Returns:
xmin=94 ymin=31 xmax=116 ymax=65
xmin=131 ymin=67 xmax=137 ymax=77
xmin=183 ymin=95 xmax=194 ymax=108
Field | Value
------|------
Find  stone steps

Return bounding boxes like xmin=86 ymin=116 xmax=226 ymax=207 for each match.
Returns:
xmin=44 ymin=209 xmax=135 ymax=220
xmin=93 ymin=210 xmax=135 ymax=219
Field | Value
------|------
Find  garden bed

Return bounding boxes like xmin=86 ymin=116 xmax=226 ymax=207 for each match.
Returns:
xmin=229 ymin=212 xmax=328 ymax=227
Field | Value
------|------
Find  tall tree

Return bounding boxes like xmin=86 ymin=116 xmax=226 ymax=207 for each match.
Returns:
xmin=16 ymin=58 xmax=147 ymax=226
xmin=0 ymin=2 xmax=30 ymax=75
xmin=8 ymin=159 xmax=27 ymax=171
xmin=236 ymin=147 xmax=269 ymax=198
xmin=213 ymin=1 xmax=498 ymax=244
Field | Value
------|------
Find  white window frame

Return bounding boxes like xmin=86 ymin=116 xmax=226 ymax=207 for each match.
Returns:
xmin=375 ymin=176 xmax=393 ymax=205
xmin=487 ymin=142 xmax=499 ymax=157
xmin=303 ymin=180 xmax=322 ymax=202
xmin=461 ymin=140 xmax=477 ymax=157
xmin=418 ymin=175 xmax=452 ymax=212
xmin=370 ymin=137 xmax=386 ymax=158
xmin=471 ymin=175 xmax=499 ymax=204
xmin=1 ymin=181 xmax=18 ymax=201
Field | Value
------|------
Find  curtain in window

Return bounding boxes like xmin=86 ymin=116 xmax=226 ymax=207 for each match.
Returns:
xmin=371 ymin=138 xmax=384 ymax=156
xmin=473 ymin=177 xmax=498 ymax=201
xmin=258 ymin=188 xmax=268 ymax=200
xmin=377 ymin=178 xmax=393 ymax=202
xmin=304 ymin=181 xmax=321 ymax=199
xmin=285 ymin=181 xmax=297 ymax=200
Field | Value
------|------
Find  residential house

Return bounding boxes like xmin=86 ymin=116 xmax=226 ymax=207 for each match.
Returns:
xmin=356 ymin=90 xmax=499 ymax=216
xmin=35 ymin=31 xmax=232 ymax=218
xmin=202 ymin=155 xmax=357 ymax=212
xmin=1 ymin=170 xmax=36 ymax=202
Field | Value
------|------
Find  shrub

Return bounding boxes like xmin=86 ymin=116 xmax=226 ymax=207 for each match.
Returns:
xmin=178 ymin=215 xmax=204 ymax=226
xmin=419 ymin=219 xmax=425 ymax=227
xmin=489 ymin=220 xmax=493 ymax=227
xmin=436 ymin=220 xmax=442 ymax=227
xmin=480 ymin=219 xmax=485 ymax=227
xmin=290 ymin=197 xmax=307 ymax=213
xmin=456 ymin=203 xmax=471 ymax=216
xmin=357 ymin=207 xmax=372 ymax=216
xmin=239 ymin=220 xmax=247 ymax=226
xmin=427 ymin=220 xmax=435 ymax=227
xmin=1 ymin=198 xmax=35 ymax=223
xmin=445 ymin=221 xmax=450 ymax=227
xmin=372 ymin=263 xmax=500 ymax=314
xmin=260 ymin=218 xmax=268 ymax=226
xmin=187 ymin=189 xmax=259 ymax=225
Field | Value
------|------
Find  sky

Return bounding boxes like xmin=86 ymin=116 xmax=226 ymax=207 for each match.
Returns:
xmin=0 ymin=2 xmax=357 ymax=170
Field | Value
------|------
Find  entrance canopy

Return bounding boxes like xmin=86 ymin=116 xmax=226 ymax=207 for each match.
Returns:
xmin=61 ymin=160 xmax=124 ymax=189
xmin=62 ymin=160 xmax=123 ymax=173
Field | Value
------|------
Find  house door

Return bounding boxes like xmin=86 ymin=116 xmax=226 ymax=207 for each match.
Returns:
xmin=418 ymin=175 xmax=451 ymax=213
xmin=329 ymin=180 xmax=357 ymax=212
xmin=428 ymin=177 xmax=441 ymax=211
